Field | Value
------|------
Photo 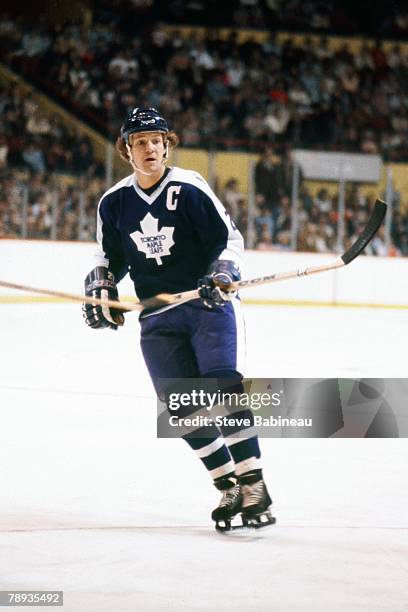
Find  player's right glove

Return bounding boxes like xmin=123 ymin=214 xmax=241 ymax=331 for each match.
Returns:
xmin=198 ymin=260 xmax=240 ymax=309
xmin=82 ymin=266 xmax=124 ymax=330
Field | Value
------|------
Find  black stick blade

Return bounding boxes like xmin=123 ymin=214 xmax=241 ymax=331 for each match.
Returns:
xmin=341 ymin=199 xmax=387 ymax=265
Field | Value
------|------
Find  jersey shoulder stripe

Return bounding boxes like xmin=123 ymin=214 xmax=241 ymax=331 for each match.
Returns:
xmin=170 ymin=167 xmax=219 ymax=201
xmin=99 ymin=173 xmax=134 ymax=204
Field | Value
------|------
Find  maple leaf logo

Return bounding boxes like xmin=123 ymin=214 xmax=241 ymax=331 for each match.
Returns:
xmin=130 ymin=212 xmax=174 ymax=265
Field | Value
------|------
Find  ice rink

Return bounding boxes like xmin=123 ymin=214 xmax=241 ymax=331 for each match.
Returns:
xmin=1 ymin=301 xmax=407 ymax=611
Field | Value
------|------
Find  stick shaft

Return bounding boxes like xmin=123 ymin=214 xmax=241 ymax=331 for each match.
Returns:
xmin=233 ymin=258 xmax=344 ymax=289
xmin=146 ymin=258 xmax=345 ymax=308
xmin=0 ymin=280 xmax=143 ymax=312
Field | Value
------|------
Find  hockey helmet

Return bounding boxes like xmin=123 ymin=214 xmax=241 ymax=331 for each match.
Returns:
xmin=121 ymin=107 xmax=168 ymax=144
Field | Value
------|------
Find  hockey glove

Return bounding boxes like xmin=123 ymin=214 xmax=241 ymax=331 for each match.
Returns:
xmin=83 ymin=266 xmax=124 ymax=330
xmin=198 ymin=260 xmax=240 ymax=309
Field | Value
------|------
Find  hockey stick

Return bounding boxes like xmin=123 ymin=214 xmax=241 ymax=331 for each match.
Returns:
xmin=140 ymin=199 xmax=387 ymax=310
xmin=0 ymin=280 xmax=144 ymax=312
xmin=0 ymin=200 xmax=386 ymax=312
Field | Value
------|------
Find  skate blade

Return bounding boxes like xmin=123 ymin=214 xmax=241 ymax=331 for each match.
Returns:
xmin=242 ymin=512 xmax=276 ymax=530
xmin=216 ymin=512 xmax=276 ymax=533
xmin=215 ymin=515 xmax=245 ymax=533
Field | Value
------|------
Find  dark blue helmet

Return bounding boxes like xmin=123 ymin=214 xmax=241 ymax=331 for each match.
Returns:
xmin=121 ymin=107 xmax=168 ymax=144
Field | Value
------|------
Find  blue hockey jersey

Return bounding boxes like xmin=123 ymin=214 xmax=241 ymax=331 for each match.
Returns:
xmin=94 ymin=166 xmax=244 ymax=300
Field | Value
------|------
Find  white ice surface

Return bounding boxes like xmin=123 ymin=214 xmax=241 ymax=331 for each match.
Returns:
xmin=0 ymin=303 xmax=407 ymax=611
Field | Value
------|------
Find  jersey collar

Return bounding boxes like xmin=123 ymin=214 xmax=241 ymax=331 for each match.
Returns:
xmin=133 ymin=167 xmax=175 ymax=204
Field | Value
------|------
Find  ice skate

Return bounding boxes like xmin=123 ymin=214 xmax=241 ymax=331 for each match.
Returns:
xmin=239 ymin=470 xmax=275 ymax=529
xmin=212 ymin=475 xmax=242 ymax=532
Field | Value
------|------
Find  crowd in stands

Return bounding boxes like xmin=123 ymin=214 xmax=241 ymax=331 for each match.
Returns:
xmin=0 ymin=75 xmax=406 ymax=255
xmin=1 ymin=10 xmax=408 ymax=160
xmin=0 ymin=83 xmax=104 ymax=178
xmin=227 ymin=150 xmax=406 ymax=255
xmin=254 ymin=183 xmax=407 ymax=256
xmin=1 ymin=155 xmax=406 ymax=255
xmin=0 ymin=5 xmax=407 ymax=255
xmin=0 ymin=82 xmax=103 ymax=240
xmin=0 ymin=167 xmax=102 ymax=241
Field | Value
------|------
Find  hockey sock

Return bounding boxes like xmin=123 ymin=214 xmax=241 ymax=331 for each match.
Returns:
xmin=213 ymin=472 xmax=237 ymax=491
xmin=226 ymin=435 xmax=262 ymax=476
xmin=199 ymin=370 xmax=263 ymax=477
xmin=237 ymin=468 xmax=263 ymax=484
xmin=182 ymin=431 xmax=235 ymax=480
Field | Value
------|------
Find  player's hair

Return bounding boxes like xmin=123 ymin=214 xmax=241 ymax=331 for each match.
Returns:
xmin=115 ymin=131 xmax=179 ymax=164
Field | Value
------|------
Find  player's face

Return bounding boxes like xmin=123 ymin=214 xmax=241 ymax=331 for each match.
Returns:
xmin=129 ymin=132 xmax=166 ymax=173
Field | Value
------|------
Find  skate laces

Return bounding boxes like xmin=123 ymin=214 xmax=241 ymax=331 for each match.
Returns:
xmin=219 ymin=484 xmax=240 ymax=508
xmin=241 ymin=480 xmax=264 ymax=507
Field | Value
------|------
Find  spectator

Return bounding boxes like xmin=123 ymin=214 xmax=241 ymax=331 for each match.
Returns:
xmin=71 ymin=137 xmax=97 ymax=176
xmin=314 ymin=188 xmax=332 ymax=214
xmin=26 ymin=108 xmax=51 ymax=136
xmin=22 ymin=141 xmax=46 ymax=173
xmin=108 ymin=49 xmax=139 ymax=79
xmin=221 ymin=178 xmax=245 ymax=227
xmin=254 ymin=147 xmax=282 ymax=234
xmin=256 ymin=224 xmax=274 ymax=249
xmin=264 ymin=102 xmax=291 ymax=139
xmin=0 ymin=134 xmax=8 ymax=167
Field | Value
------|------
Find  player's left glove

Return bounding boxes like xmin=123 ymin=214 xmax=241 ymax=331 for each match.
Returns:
xmin=198 ymin=260 xmax=241 ymax=309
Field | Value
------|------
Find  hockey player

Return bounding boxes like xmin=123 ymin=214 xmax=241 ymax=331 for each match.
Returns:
xmin=82 ymin=107 xmax=274 ymax=531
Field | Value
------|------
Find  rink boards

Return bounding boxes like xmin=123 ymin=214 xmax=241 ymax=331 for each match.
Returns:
xmin=1 ymin=239 xmax=408 ymax=308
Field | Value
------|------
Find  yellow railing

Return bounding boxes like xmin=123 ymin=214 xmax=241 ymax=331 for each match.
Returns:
xmin=163 ymin=25 xmax=408 ymax=54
